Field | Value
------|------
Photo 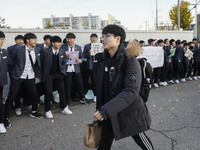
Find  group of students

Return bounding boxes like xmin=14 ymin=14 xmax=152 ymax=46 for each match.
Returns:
xmin=139 ymin=37 xmax=200 ymax=88
xmin=0 ymin=31 xmax=100 ymax=134
xmin=1 ymin=24 xmax=199 ymax=149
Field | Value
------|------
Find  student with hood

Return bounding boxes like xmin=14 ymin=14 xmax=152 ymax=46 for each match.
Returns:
xmin=93 ymin=25 xmax=154 ymax=150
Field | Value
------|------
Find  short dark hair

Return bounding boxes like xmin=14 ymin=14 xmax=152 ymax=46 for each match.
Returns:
xmin=192 ymin=37 xmax=197 ymax=41
xmin=15 ymin=35 xmax=24 ymax=41
xmin=66 ymin=33 xmax=76 ymax=39
xmin=63 ymin=38 xmax=67 ymax=44
xmin=182 ymin=40 xmax=187 ymax=43
xmin=164 ymin=38 xmax=169 ymax=43
xmin=43 ymin=35 xmax=52 ymax=41
xmin=148 ymin=39 xmax=155 ymax=44
xmin=24 ymin=33 xmax=37 ymax=44
xmin=123 ymin=41 xmax=129 ymax=47
xmin=176 ymin=40 xmax=181 ymax=45
xmin=139 ymin=40 xmax=145 ymax=44
xmin=157 ymin=39 xmax=164 ymax=44
xmin=188 ymin=41 xmax=193 ymax=45
xmin=169 ymin=39 xmax=175 ymax=45
xmin=50 ymin=36 xmax=62 ymax=44
xmin=0 ymin=31 xmax=5 ymax=39
xmin=184 ymin=43 xmax=189 ymax=47
xmin=90 ymin=33 xmax=98 ymax=38
xmin=102 ymin=24 xmax=126 ymax=43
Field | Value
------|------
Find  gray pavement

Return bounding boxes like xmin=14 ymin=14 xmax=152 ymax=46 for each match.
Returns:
xmin=0 ymin=80 xmax=200 ymax=150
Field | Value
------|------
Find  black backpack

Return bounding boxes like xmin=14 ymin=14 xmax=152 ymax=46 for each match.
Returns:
xmin=137 ymin=58 xmax=153 ymax=103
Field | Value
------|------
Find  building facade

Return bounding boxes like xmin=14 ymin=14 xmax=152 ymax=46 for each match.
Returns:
xmin=42 ymin=13 xmax=122 ymax=30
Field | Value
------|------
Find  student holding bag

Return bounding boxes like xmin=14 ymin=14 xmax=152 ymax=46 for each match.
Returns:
xmin=93 ymin=25 xmax=154 ymax=150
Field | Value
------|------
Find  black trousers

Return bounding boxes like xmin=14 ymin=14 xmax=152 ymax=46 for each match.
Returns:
xmin=160 ymin=61 xmax=169 ymax=82
xmin=85 ymin=67 xmax=97 ymax=96
xmin=167 ymin=61 xmax=173 ymax=81
xmin=97 ymin=119 xmax=154 ymax=150
xmin=153 ymin=67 xmax=161 ymax=83
xmin=64 ymin=72 xmax=85 ymax=101
xmin=187 ymin=62 xmax=193 ymax=77
xmin=194 ymin=61 xmax=200 ymax=76
xmin=5 ymin=79 xmax=38 ymax=119
xmin=173 ymin=60 xmax=184 ymax=79
xmin=14 ymin=85 xmax=30 ymax=109
xmin=0 ymin=86 xmax=4 ymax=123
xmin=43 ymin=73 xmax=67 ymax=112
xmin=183 ymin=59 xmax=193 ymax=78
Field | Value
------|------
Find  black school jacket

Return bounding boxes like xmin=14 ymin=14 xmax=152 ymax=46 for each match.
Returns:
xmin=96 ymin=43 xmax=151 ymax=141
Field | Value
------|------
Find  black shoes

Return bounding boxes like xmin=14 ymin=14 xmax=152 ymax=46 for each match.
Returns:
xmin=4 ymin=118 xmax=11 ymax=129
xmin=30 ymin=112 xmax=42 ymax=119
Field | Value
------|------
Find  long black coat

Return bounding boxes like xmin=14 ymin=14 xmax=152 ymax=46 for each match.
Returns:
xmin=193 ymin=47 xmax=200 ymax=62
xmin=0 ymin=48 xmax=8 ymax=86
xmin=96 ymin=44 xmax=151 ymax=141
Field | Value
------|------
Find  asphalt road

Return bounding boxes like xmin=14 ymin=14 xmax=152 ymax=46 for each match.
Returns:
xmin=0 ymin=80 xmax=200 ymax=150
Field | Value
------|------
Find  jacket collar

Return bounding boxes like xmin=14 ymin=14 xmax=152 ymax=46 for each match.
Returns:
xmin=102 ymin=43 xmax=126 ymax=62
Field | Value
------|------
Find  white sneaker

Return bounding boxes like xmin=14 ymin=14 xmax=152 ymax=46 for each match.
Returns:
xmin=175 ymin=80 xmax=180 ymax=84
xmin=180 ymin=78 xmax=186 ymax=82
xmin=93 ymin=96 xmax=96 ymax=103
xmin=193 ymin=76 xmax=198 ymax=80
xmin=159 ymin=82 xmax=167 ymax=86
xmin=168 ymin=80 xmax=175 ymax=84
xmin=0 ymin=123 xmax=6 ymax=134
xmin=153 ymin=83 xmax=159 ymax=88
xmin=186 ymin=77 xmax=193 ymax=81
xmin=164 ymin=81 xmax=168 ymax=86
xmin=197 ymin=76 xmax=200 ymax=79
xmin=61 ymin=106 xmax=72 ymax=115
xmin=15 ymin=108 xmax=22 ymax=116
xmin=45 ymin=111 xmax=53 ymax=119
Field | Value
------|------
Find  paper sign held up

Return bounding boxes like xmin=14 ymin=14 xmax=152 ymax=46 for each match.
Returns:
xmin=137 ymin=46 xmax=164 ymax=68
xmin=184 ymin=49 xmax=193 ymax=60
xmin=91 ymin=43 xmax=104 ymax=56
xmin=66 ymin=51 xmax=79 ymax=64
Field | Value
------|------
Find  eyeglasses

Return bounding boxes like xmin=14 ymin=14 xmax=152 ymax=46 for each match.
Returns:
xmin=102 ymin=34 xmax=116 ymax=39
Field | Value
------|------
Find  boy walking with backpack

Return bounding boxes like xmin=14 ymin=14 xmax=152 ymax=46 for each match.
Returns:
xmin=93 ymin=25 xmax=154 ymax=150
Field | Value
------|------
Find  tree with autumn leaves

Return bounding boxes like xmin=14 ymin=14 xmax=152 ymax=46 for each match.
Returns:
xmin=169 ymin=0 xmax=194 ymax=30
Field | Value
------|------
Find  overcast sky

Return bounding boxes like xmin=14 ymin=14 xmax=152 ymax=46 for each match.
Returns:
xmin=0 ymin=0 xmax=198 ymax=30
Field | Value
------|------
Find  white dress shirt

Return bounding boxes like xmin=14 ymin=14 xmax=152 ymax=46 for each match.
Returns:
xmin=20 ymin=46 xmax=36 ymax=79
xmin=67 ymin=45 xmax=75 ymax=72
xmin=52 ymin=47 xmax=59 ymax=55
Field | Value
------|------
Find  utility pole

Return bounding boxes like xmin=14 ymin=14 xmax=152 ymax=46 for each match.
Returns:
xmin=178 ymin=0 xmax=180 ymax=31
xmin=195 ymin=0 xmax=198 ymax=38
xmin=144 ymin=19 xmax=149 ymax=30
xmin=156 ymin=0 xmax=158 ymax=30
xmin=189 ymin=0 xmax=200 ymax=38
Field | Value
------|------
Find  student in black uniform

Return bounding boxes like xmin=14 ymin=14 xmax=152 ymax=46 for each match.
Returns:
xmin=61 ymin=33 xmax=88 ymax=104
xmin=36 ymin=35 xmax=52 ymax=50
xmin=0 ymin=31 xmax=8 ymax=134
xmin=83 ymin=33 xmax=99 ymax=102
xmin=173 ymin=40 xmax=185 ymax=83
xmin=183 ymin=43 xmax=193 ymax=81
xmin=41 ymin=36 xmax=72 ymax=118
xmin=4 ymin=33 xmax=42 ymax=129
xmin=7 ymin=35 xmax=26 ymax=116
xmin=157 ymin=39 xmax=168 ymax=86
xmin=148 ymin=39 xmax=161 ymax=88
xmin=192 ymin=39 xmax=200 ymax=80
xmin=166 ymin=39 xmax=176 ymax=84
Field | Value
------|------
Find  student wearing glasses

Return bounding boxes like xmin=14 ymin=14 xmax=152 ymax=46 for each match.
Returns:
xmin=93 ymin=25 xmax=154 ymax=150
